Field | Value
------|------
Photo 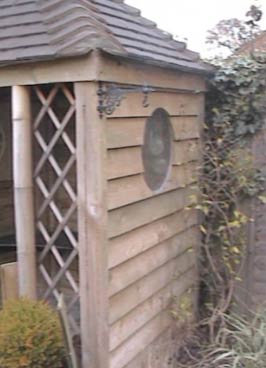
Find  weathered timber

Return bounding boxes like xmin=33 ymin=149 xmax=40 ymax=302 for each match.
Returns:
xmin=108 ymin=209 xmax=198 ymax=269
xmin=109 ymin=253 xmax=196 ymax=324
xmin=109 ymin=227 xmax=198 ymax=297
xmin=106 ymin=116 xmax=200 ymax=149
xmin=108 ymin=186 xmax=195 ymax=238
xmin=12 ymin=85 xmax=36 ymax=299
xmin=75 ymin=82 xmax=109 ymax=368
xmin=107 ymin=162 xmax=197 ymax=210
xmin=107 ymin=141 xmax=199 ymax=179
xmin=110 ymin=267 xmax=196 ymax=351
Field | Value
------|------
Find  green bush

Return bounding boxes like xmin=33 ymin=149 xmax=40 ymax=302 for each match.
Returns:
xmin=0 ymin=298 xmax=65 ymax=368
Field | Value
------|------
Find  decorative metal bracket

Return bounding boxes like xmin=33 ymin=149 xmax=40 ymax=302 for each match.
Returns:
xmin=97 ymin=82 xmax=155 ymax=118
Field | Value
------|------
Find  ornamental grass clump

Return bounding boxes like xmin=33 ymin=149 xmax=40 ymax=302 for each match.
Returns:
xmin=210 ymin=310 xmax=266 ymax=368
xmin=0 ymin=298 xmax=65 ymax=368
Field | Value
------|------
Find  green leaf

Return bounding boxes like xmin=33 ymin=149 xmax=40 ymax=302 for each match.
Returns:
xmin=258 ymin=195 xmax=266 ymax=204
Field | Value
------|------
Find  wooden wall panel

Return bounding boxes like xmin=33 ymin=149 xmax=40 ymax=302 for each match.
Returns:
xmin=110 ymin=267 xmax=196 ymax=352
xmin=107 ymin=162 xmax=198 ymax=210
xmin=109 ymin=252 xmax=195 ymax=325
xmin=106 ymin=93 xmax=202 ymax=119
xmin=109 ymin=228 xmax=198 ymax=297
xmin=0 ymin=181 xmax=14 ymax=237
xmin=0 ymin=262 xmax=18 ymax=305
xmin=108 ymin=187 xmax=195 ymax=238
xmin=98 ymin=53 xmax=207 ymax=92
xmin=107 ymin=87 xmax=203 ymax=368
xmin=107 ymin=140 xmax=199 ymax=180
xmin=110 ymin=311 xmax=171 ymax=368
xmin=107 ymin=147 xmax=142 ymax=180
xmin=122 ymin=327 xmax=177 ymax=368
xmin=0 ymin=92 xmax=12 ymax=181
xmin=106 ymin=116 xmax=200 ymax=149
xmin=173 ymin=140 xmax=199 ymax=165
xmin=0 ymin=91 xmax=13 ymax=238
xmin=109 ymin=209 xmax=198 ymax=269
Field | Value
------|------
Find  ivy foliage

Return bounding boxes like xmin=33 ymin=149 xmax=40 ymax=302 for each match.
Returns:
xmin=176 ymin=54 xmax=266 ymax=368
xmin=199 ymin=55 xmax=266 ymax=330
xmin=208 ymin=57 xmax=266 ymax=138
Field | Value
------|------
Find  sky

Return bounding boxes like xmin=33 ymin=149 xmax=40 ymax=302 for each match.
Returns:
xmin=125 ymin=0 xmax=266 ymax=57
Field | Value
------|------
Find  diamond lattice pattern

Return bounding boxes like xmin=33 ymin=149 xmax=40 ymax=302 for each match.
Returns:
xmin=32 ymin=84 xmax=79 ymax=335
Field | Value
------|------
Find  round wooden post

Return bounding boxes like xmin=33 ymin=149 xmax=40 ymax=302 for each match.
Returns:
xmin=12 ymin=85 xmax=37 ymax=299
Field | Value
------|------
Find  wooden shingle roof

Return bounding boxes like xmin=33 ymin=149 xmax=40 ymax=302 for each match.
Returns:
xmin=0 ymin=0 xmax=210 ymax=73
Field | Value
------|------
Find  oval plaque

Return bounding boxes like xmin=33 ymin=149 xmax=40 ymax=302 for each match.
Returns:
xmin=142 ymin=108 xmax=173 ymax=191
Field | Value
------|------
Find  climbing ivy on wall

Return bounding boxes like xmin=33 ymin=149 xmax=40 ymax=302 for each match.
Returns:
xmin=208 ymin=57 xmax=266 ymax=137
xmin=197 ymin=55 xmax=266 ymax=337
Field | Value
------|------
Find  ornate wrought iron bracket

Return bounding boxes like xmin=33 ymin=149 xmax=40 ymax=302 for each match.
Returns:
xmin=97 ymin=83 xmax=155 ymax=118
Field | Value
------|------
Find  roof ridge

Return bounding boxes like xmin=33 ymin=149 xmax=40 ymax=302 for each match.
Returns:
xmin=37 ymin=0 xmax=126 ymax=56
xmin=93 ymin=0 xmax=188 ymax=50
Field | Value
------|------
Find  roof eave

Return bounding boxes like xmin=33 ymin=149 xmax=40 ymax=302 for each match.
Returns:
xmin=101 ymin=49 xmax=215 ymax=76
xmin=0 ymin=47 xmax=94 ymax=69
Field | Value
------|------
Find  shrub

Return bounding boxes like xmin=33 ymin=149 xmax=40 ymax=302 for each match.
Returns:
xmin=0 ymin=298 xmax=65 ymax=368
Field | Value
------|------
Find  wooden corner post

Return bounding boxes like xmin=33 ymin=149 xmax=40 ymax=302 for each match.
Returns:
xmin=12 ymin=85 xmax=37 ymax=299
xmin=75 ymin=82 xmax=109 ymax=368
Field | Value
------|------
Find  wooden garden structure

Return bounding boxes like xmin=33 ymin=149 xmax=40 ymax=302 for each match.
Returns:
xmin=0 ymin=1 xmax=211 ymax=367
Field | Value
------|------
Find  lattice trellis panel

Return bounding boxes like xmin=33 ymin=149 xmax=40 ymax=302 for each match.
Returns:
xmin=32 ymin=83 xmax=79 ymax=335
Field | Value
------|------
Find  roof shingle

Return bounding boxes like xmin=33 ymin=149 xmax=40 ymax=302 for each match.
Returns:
xmin=0 ymin=0 xmax=210 ymax=73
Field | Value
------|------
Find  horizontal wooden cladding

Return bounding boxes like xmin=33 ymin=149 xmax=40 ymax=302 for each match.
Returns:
xmin=106 ymin=116 xmax=200 ymax=149
xmin=108 ymin=186 xmax=195 ymax=239
xmin=173 ymin=140 xmax=200 ymax=166
xmin=110 ymin=267 xmax=196 ymax=352
xmin=109 ymin=227 xmax=198 ymax=297
xmin=123 ymin=328 xmax=175 ymax=368
xmin=108 ymin=208 xmax=198 ymax=269
xmin=109 ymin=251 xmax=196 ymax=324
xmin=110 ymin=310 xmax=170 ymax=368
xmin=107 ymin=140 xmax=199 ymax=180
xmin=108 ymin=162 xmax=198 ymax=210
xmin=107 ymin=147 xmax=142 ymax=180
xmin=99 ymin=53 xmax=207 ymax=92
xmin=106 ymin=92 xmax=203 ymax=119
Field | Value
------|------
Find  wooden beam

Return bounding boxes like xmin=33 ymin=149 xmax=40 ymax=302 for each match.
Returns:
xmin=97 ymin=52 xmax=207 ymax=91
xmin=0 ymin=53 xmax=99 ymax=87
xmin=0 ymin=51 xmax=207 ymax=91
xmin=75 ymin=82 xmax=109 ymax=368
xmin=104 ymin=92 xmax=202 ymax=118
xmin=12 ymin=85 xmax=37 ymax=299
